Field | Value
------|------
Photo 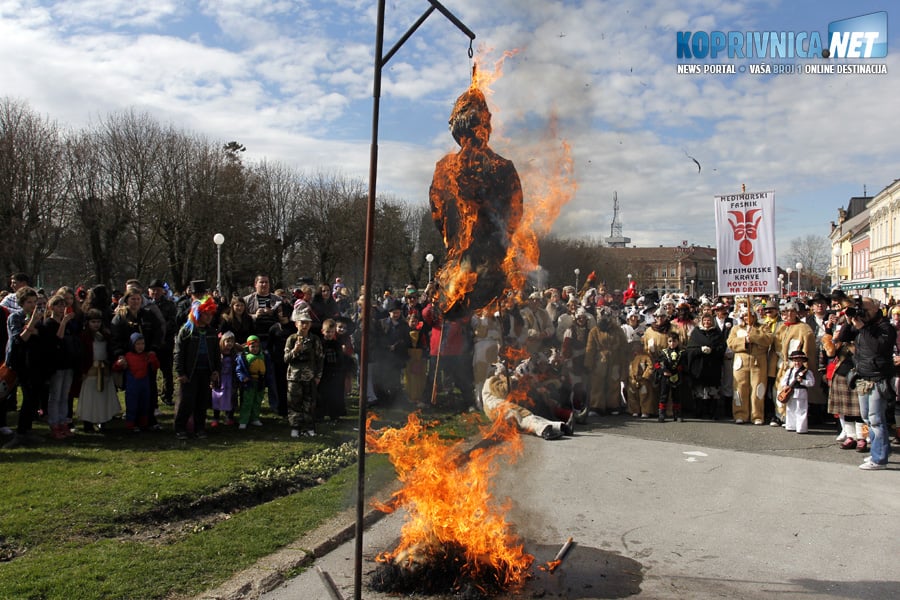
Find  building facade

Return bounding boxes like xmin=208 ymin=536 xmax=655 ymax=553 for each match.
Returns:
xmin=606 ymin=244 xmax=718 ymax=297
xmin=831 ymin=180 xmax=900 ymax=302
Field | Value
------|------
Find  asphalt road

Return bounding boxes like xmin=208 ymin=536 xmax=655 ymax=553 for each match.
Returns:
xmin=218 ymin=415 xmax=900 ymax=600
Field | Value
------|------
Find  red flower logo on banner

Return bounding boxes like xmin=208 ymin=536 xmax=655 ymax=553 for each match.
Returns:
xmin=727 ymin=209 xmax=761 ymax=265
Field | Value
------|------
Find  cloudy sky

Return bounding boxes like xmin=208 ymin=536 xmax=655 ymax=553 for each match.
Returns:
xmin=2 ymin=0 xmax=897 ymax=255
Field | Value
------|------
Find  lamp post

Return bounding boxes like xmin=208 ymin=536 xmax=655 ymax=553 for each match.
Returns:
xmin=795 ymin=262 xmax=803 ymax=295
xmin=690 ymin=279 xmax=695 ymax=297
xmin=425 ymin=252 xmax=434 ymax=281
xmin=786 ymin=267 xmax=793 ymax=296
xmin=778 ymin=273 xmax=784 ymax=297
xmin=712 ymin=280 xmax=716 ymax=296
xmin=574 ymin=268 xmax=580 ymax=290
xmin=213 ymin=233 xmax=224 ymax=293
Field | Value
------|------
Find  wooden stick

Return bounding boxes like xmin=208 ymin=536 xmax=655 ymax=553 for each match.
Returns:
xmin=554 ymin=536 xmax=574 ymax=562
xmin=548 ymin=536 xmax=574 ymax=573
xmin=316 ymin=566 xmax=344 ymax=600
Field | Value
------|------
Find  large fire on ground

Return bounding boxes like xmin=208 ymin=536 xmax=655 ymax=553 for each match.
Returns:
xmin=367 ymin=51 xmax=576 ymax=597
xmin=367 ymin=413 xmax=532 ymax=596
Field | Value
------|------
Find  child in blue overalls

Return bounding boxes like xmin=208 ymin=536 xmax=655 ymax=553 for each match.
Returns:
xmin=114 ymin=332 xmax=160 ymax=432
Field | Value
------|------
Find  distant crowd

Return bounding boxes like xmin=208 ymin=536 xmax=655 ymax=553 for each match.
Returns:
xmin=1 ymin=271 xmax=898 ymax=469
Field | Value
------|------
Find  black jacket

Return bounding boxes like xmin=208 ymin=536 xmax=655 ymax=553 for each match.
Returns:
xmin=850 ymin=317 xmax=896 ymax=380
xmin=174 ymin=324 xmax=221 ymax=379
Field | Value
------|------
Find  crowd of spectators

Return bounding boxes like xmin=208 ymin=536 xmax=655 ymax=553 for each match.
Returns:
xmin=1 ymin=271 xmax=898 ymax=469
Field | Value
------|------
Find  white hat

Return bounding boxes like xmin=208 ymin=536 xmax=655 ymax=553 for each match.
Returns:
xmin=293 ymin=307 xmax=313 ymax=322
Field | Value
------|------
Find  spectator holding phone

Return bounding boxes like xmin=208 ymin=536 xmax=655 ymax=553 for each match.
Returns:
xmin=3 ymin=286 xmax=55 ymax=449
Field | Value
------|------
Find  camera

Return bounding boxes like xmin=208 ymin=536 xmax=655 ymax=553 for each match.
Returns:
xmin=843 ymin=297 xmax=864 ymax=319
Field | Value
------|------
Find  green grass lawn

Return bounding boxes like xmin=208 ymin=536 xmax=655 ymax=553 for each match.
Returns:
xmin=0 ymin=394 xmax=479 ymax=600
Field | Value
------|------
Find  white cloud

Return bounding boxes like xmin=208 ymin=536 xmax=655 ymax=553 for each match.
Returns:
xmin=1 ymin=0 xmax=897 ymax=253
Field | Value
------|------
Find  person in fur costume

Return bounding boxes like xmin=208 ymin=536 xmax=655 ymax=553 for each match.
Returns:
xmin=480 ymin=360 xmax=574 ymax=440
xmin=671 ymin=301 xmax=696 ymax=346
xmin=641 ymin=307 xmax=672 ymax=417
xmin=727 ymin=306 xmax=773 ymax=425
xmin=584 ymin=308 xmax=628 ymax=415
xmin=626 ymin=340 xmax=656 ymax=418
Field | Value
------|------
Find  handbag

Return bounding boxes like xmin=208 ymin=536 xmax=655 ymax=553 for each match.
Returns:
xmin=825 ymin=359 xmax=839 ymax=382
xmin=0 ymin=361 xmax=16 ymax=396
xmin=847 ymin=368 xmax=858 ymax=390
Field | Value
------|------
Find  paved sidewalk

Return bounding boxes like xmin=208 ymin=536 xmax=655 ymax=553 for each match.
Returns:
xmin=201 ymin=417 xmax=900 ymax=599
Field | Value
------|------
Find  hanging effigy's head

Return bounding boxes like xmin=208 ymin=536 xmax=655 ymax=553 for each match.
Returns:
xmin=449 ymin=86 xmax=491 ymax=146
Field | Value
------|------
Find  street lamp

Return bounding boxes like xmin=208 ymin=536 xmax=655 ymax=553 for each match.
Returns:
xmin=213 ymin=233 xmax=225 ymax=293
xmin=786 ymin=267 xmax=793 ymax=296
xmin=574 ymin=268 xmax=581 ymax=290
xmin=795 ymin=262 xmax=803 ymax=295
xmin=425 ymin=253 xmax=434 ymax=281
xmin=712 ymin=280 xmax=716 ymax=296
xmin=778 ymin=273 xmax=784 ymax=297
xmin=690 ymin=279 xmax=695 ymax=297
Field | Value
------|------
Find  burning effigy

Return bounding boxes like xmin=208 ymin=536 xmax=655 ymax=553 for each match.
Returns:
xmin=429 ymin=76 xmax=523 ymax=317
xmin=367 ymin=56 xmax=577 ymax=597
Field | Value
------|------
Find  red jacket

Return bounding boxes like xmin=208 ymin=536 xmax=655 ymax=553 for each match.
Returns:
xmin=421 ymin=304 xmax=470 ymax=357
xmin=115 ymin=351 xmax=160 ymax=380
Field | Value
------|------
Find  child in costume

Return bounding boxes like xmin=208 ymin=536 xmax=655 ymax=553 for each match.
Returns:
xmin=45 ymin=293 xmax=79 ymax=439
xmin=284 ymin=308 xmax=323 ymax=437
xmin=114 ymin=332 xmax=160 ymax=432
xmin=778 ymin=350 xmax=815 ymax=434
xmin=77 ymin=309 xmax=121 ymax=432
xmin=210 ymin=331 xmax=238 ymax=427
xmin=655 ymin=332 xmax=688 ymax=422
xmin=236 ymin=335 xmax=266 ymax=429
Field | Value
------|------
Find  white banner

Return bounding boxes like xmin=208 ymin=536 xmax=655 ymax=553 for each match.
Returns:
xmin=714 ymin=190 xmax=778 ymax=296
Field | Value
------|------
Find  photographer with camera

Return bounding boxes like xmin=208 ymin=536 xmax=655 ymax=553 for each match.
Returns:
xmin=2 ymin=286 xmax=54 ymax=448
xmin=842 ymin=296 xmax=896 ymax=470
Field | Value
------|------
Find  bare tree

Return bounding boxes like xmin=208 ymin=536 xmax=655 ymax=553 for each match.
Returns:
xmin=98 ymin=110 xmax=167 ymax=282
xmin=152 ymin=130 xmax=230 ymax=293
xmin=249 ymin=159 xmax=304 ymax=288
xmin=785 ymin=234 xmax=829 ymax=291
xmin=65 ymin=129 xmax=131 ymax=287
xmin=0 ymin=98 xmax=68 ymax=279
xmin=291 ymin=172 xmax=367 ymax=288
